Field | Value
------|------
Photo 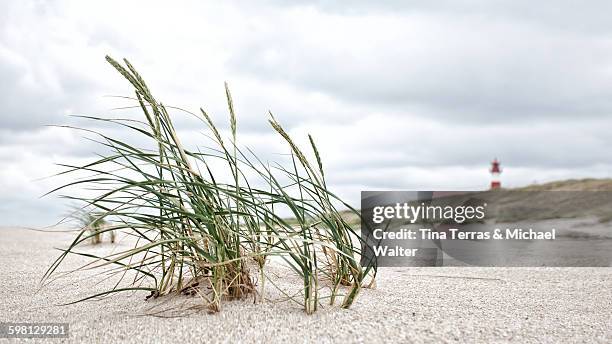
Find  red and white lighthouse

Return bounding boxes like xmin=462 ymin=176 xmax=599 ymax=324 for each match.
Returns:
xmin=490 ymin=158 xmax=502 ymax=189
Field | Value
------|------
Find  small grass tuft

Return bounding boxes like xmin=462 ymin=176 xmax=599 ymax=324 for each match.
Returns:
xmin=67 ymin=207 xmax=115 ymax=244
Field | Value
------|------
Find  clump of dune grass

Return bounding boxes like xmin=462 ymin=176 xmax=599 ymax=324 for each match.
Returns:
xmin=43 ymin=56 xmax=375 ymax=314
xmin=68 ymin=207 xmax=115 ymax=244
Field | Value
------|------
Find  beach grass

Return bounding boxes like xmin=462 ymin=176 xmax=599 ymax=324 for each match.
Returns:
xmin=43 ymin=56 xmax=376 ymax=314
xmin=67 ymin=206 xmax=114 ymax=244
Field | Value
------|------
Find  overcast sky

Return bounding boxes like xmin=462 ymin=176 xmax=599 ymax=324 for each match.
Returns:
xmin=2 ymin=0 xmax=612 ymax=226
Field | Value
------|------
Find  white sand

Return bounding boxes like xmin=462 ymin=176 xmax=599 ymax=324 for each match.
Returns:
xmin=1 ymin=227 xmax=611 ymax=343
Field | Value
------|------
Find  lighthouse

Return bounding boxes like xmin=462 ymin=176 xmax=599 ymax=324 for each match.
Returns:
xmin=490 ymin=158 xmax=502 ymax=189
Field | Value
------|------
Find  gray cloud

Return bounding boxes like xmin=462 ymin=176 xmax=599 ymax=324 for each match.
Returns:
xmin=1 ymin=0 xmax=612 ymax=226
xmin=273 ymin=0 xmax=612 ymax=34
xmin=229 ymin=5 xmax=612 ymax=123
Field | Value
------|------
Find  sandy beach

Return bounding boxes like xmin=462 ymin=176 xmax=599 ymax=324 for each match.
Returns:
xmin=1 ymin=227 xmax=610 ymax=343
